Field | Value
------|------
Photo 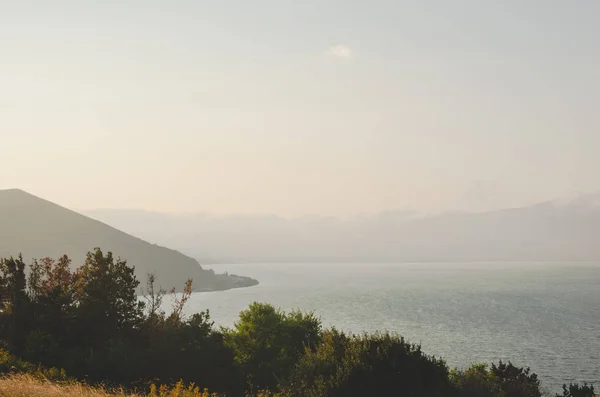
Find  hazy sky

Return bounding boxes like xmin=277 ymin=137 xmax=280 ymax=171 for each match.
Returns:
xmin=2 ymin=1 xmax=599 ymax=217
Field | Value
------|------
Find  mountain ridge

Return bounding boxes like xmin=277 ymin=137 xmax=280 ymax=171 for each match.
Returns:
xmin=0 ymin=189 xmax=258 ymax=291
xmin=84 ymin=199 xmax=600 ymax=263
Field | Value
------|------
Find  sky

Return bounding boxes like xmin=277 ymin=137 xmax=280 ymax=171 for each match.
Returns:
xmin=1 ymin=1 xmax=599 ymax=217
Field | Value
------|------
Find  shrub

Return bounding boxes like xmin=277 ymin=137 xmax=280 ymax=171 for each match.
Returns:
xmin=557 ymin=383 xmax=596 ymax=397
xmin=285 ymin=329 xmax=454 ymax=397
xmin=450 ymin=363 xmax=504 ymax=397
xmin=0 ymin=347 xmax=68 ymax=382
xmin=491 ymin=361 xmax=542 ymax=397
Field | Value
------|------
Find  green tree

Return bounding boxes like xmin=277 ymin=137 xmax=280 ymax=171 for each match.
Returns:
xmin=224 ymin=302 xmax=321 ymax=393
xmin=73 ymin=248 xmax=144 ymax=343
xmin=66 ymin=248 xmax=144 ymax=382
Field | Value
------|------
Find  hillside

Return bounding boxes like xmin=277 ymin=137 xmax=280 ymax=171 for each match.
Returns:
xmin=85 ymin=201 xmax=600 ymax=263
xmin=0 ymin=189 xmax=257 ymax=291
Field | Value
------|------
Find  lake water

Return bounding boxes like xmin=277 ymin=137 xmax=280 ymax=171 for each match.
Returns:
xmin=185 ymin=263 xmax=600 ymax=392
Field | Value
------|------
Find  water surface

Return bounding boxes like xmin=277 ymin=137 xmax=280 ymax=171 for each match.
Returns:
xmin=184 ymin=263 xmax=600 ymax=391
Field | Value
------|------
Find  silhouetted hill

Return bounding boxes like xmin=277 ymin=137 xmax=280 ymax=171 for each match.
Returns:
xmin=85 ymin=200 xmax=600 ymax=263
xmin=0 ymin=189 xmax=257 ymax=291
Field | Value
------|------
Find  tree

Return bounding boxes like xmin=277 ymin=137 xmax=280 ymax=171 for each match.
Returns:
xmin=168 ymin=278 xmax=193 ymax=325
xmin=491 ymin=361 xmax=542 ymax=397
xmin=0 ymin=255 xmax=30 ymax=352
xmin=224 ymin=302 xmax=321 ymax=393
xmin=24 ymin=256 xmax=75 ymax=366
xmin=142 ymin=272 xmax=166 ymax=325
xmin=73 ymin=248 xmax=144 ymax=343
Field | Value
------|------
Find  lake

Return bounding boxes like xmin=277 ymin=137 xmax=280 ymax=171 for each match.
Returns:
xmin=185 ymin=262 xmax=600 ymax=392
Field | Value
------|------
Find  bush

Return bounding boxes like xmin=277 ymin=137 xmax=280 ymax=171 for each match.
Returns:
xmin=148 ymin=381 xmax=218 ymax=397
xmin=557 ymin=383 xmax=596 ymax=397
xmin=284 ymin=329 xmax=454 ymax=397
xmin=450 ymin=363 xmax=504 ymax=397
xmin=0 ymin=347 xmax=68 ymax=382
xmin=451 ymin=361 xmax=543 ymax=397
xmin=491 ymin=361 xmax=542 ymax=397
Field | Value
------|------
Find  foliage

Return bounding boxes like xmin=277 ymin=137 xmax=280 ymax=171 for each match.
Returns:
xmin=491 ymin=361 xmax=542 ymax=397
xmin=148 ymin=381 xmax=279 ymax=397
xmin=224 ymin=302 xmax=321 ymax=393
xmin=0 ymin=248 xmax=595 ymax=397
xmin=148 ymin=381 xmax=219 ymax=397
xmin=0 ymin=255 xmax=30 ymax=351
xmin=450 ymin=363 xmax=505 ymax=397
xmin=0 ymin=347 xmax=68 ymax=381
xmin=557 ymin=383 xmax=596 ymax=397
xmin=73 ymin=249 xmax=144 ymax=344
xmin=284 ymin=329 xmax=454 ymax=397
xmin=451 ymin=361 xmax=544 ymax=397
xmin=0 ymin=249 xmax=237 ymax=391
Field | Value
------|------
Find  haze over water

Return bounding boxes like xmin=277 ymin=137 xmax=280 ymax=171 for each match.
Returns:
xmin=187 ymin=262 xmax=600 ymax=392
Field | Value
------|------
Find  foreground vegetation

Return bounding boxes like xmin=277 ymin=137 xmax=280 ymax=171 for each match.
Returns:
xmin=0 ymin=249 xmax=595 ymax=397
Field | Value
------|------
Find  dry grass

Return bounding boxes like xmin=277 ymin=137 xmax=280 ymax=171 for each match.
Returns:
xmin=0 ymin=374 xmax=279 ymax=397
xmin=0 ymin=374 xmax=140 ymax=397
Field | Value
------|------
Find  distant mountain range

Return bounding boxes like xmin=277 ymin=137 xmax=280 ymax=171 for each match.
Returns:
xmin=0 ymin=189 xmax=258 ymax=291
xmin=85 ymin=199 xmax=600 ymax=263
